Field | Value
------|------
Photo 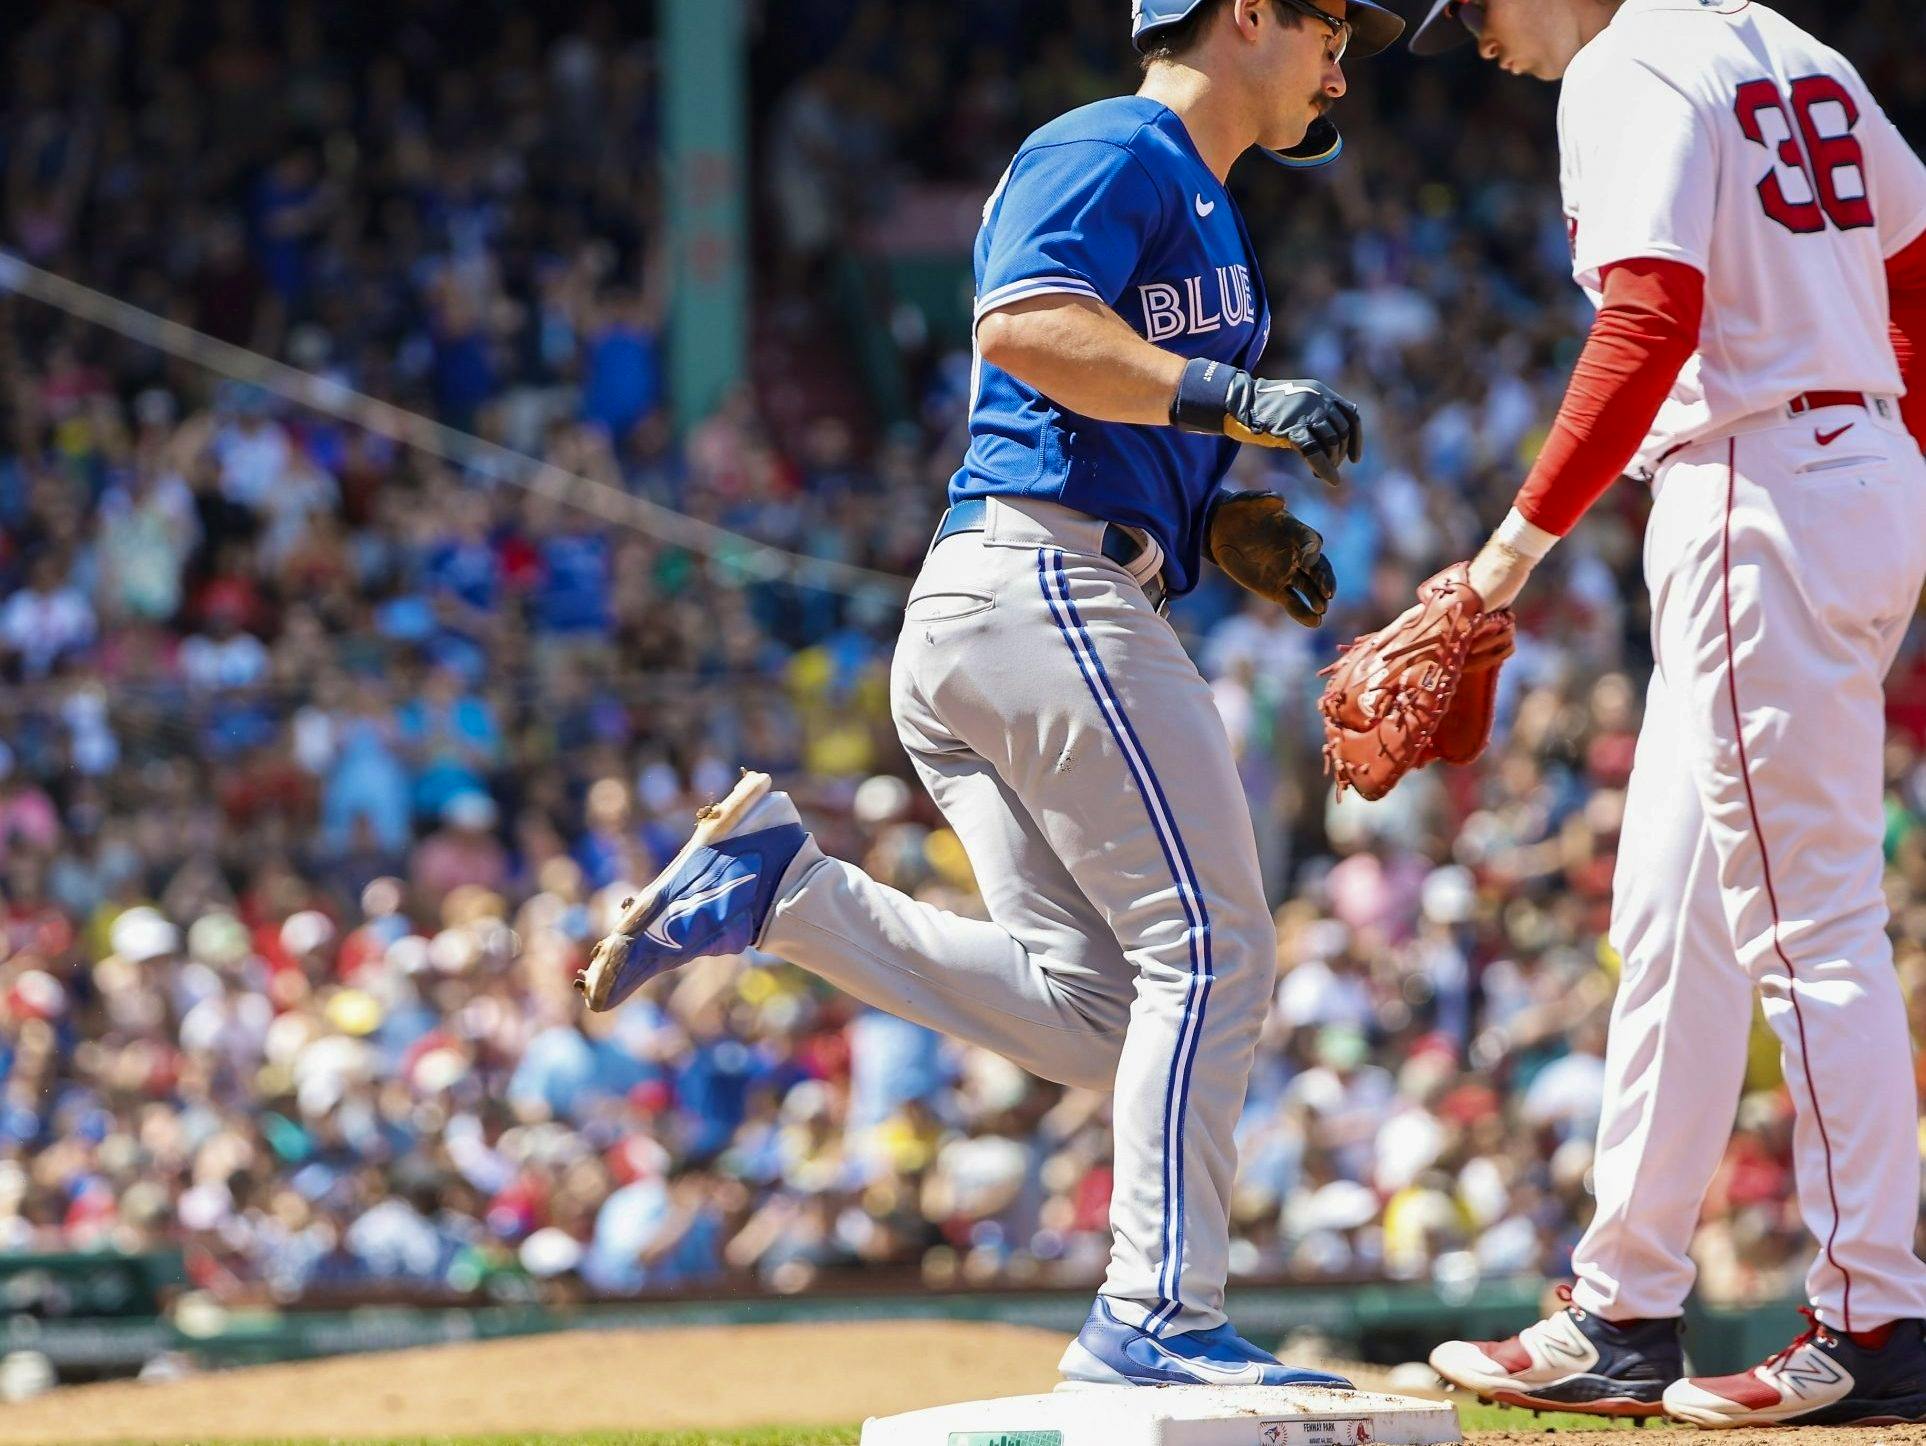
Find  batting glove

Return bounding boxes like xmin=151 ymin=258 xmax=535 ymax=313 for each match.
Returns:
xmin=1170 ymin=357 xmax=1363 ymax=486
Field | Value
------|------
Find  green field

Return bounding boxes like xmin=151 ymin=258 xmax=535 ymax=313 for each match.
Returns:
xmin=116 ymin=1403 xmax=1662 ymax=1446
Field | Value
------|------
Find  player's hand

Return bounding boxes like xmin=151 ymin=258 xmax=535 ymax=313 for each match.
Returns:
xmin=1204 ymin=490 xmax=1337 ymax=628
xmin=1169 ymin=357 xmax=1364 ymax=486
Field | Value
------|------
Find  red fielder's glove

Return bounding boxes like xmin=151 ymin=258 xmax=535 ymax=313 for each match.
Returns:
xmin=1318 ymin=562 xmax=1516 ymax=801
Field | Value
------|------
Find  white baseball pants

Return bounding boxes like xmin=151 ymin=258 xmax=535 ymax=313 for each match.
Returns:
xmin=758 ymin=496 xmax=1277 ymax=1338
xmin=1572 ymin=400 xmax=1926 ymax=1331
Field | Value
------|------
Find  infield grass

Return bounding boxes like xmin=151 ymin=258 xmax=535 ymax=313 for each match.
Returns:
xmin=1458 ymin=1401 xmax=1666 ymax=1432
xmin=110 ymin=1403 xmax=1670 ymax=1444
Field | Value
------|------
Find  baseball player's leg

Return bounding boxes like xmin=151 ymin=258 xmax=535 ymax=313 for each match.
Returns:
xmin=760 ymin=731 xmax=1133 ymax=1091
xmin=754 ymin=539 xmax=1143 ymax=1089
xmin=870 ymin=500 xmax=1276 ymax=1340
xmin=1570 ymin=655 xmax=1753 ymax=1322
xmin=1667 ymin=425 xmax=1926 ymax=1331
xmin=1003 ymin=537 xmax=1275 ymax=1341
xmin=1427 ymin=617 xmax=1725 ymax=1412
xmin=776 ymin=496 xmax=1279 ymax=1349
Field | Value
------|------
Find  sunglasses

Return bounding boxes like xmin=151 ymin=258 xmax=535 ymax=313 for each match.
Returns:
xmin=1446 ymin=0 xmax=1487 ymax=39
xmin=1274 ymin=0 xmax=1353 ymax=62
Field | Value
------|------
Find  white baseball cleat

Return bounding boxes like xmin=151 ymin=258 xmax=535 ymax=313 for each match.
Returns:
xmin=1428 ymin=1288 xmax=1681 ymax=1418
xmin=1662 ymin=1313 xmax=1926 ymax=1428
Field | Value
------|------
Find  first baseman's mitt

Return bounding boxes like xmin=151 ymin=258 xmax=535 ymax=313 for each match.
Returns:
xmin=1318 ymin=562 xmax=1515 ymax=801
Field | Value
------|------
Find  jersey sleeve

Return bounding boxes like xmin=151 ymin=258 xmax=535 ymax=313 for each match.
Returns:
xmin=976 ymin=140 xmax=1166 ymax=324
xmin=1857 ymin=87 xmax=1926 ymax=258
xmin=1889 ymin=229 xmax=1926 ymax=445
xmin=1513 ymin=258 xmax=1706 ymax=537
xmin=1565 ymin=57 xmax=1716 ymax=291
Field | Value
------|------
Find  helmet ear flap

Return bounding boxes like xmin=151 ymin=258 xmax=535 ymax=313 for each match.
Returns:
xmin=1260 ymin=115 xmax=1343 ymax=169
xmin=1131 ymin=0 xmax=1213 ymax=54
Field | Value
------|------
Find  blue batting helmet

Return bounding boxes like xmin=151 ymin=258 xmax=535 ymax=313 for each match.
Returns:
xmin=1132 ymin=0 xmax=1405 ymax=60
xmin=1408 ymin=0 xmax=1477 ymax=54
xmin=1131 ymin=0 xmax=1405 ymax=169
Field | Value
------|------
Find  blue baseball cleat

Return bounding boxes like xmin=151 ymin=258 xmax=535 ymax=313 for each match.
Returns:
xmin=1058 ymin=1297 xmax=1356 ymax=1389
xmin=575 ymin=771 xmax=805 ymax=1011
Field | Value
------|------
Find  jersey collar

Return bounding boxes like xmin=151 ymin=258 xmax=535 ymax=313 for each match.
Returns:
xmin=1612 ymin=0 xmax=1750 ymax=18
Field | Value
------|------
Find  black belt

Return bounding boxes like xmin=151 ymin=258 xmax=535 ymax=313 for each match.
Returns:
xmin=929 ymin=498 xmax=1169 ymax=614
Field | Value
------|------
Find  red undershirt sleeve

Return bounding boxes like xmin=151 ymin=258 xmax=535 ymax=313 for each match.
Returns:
xmin=1512 ymin=257 xmax=1707 ymax=538
xmin=1888 ymin=228 xmax=1926 ymax=449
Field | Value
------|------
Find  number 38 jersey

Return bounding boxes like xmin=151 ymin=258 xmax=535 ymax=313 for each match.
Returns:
xmin=1557 ymin=0 xmax=1926 ymax=474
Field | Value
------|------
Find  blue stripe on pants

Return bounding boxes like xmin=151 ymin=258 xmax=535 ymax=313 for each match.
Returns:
xmin=1037 ymin=547 xmax=1214 ymax=1335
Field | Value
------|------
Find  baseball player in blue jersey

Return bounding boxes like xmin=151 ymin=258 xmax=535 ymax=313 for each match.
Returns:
xmin=578 ymin=0 xmax=1402 ymax=1388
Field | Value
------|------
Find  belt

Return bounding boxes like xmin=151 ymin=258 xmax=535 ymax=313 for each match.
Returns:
xmin=1650 ymin=391 xmax=1895 ymax=473
xmin=930 ymin=498 xmax=1169 ymax=614
xmin=1786 ymin=390 xmax=1870 ymax=416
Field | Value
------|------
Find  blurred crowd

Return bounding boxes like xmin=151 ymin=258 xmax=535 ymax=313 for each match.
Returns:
xmin=2 ymin=0 xmax=1926 ymax=1309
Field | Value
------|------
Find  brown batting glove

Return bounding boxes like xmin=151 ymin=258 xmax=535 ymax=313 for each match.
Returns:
xmin=1203 ymin=489 xmax=1337 ymax=628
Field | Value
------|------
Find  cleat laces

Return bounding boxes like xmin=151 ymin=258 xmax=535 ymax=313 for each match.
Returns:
xmin=1763 ymin=1308 xmax=1835 ymax=1373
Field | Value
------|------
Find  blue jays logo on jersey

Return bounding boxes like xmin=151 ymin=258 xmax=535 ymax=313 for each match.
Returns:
xmin=1138 ymin=265 xmax=1257 ymax=342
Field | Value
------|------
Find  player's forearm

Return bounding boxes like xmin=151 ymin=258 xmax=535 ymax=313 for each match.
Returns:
xmin=1514 ymin=259 xmax=1704 ymax=535
xmin=1474 ymin=259 xmax=1705 ymax=608
xmin=977 ymin=294 xmax=1188 ymax=427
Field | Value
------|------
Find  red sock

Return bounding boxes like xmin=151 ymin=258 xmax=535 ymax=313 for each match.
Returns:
xmin=1847 ymin=1324 xmax=1897 ymax=1351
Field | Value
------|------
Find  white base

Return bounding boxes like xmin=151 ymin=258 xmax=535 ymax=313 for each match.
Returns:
xmin=860 ymin=1386 xmax=1461 ymax=1446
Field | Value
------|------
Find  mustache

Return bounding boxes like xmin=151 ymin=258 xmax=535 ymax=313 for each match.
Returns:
xmin=1312 ymin=93 xmax=1335 ymax=115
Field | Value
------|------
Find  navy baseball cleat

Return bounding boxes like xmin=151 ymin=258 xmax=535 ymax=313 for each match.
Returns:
xmin=1058 ymin=1297 xmax=1354 ymax=1389
xmin=1663 ymin=1312 xmax=1926 ymax=1427
xmin=1428 ymin=1289 xmax=1682 ymax=1418
xmin=575 ymin=771 xmax=805 ymax=1011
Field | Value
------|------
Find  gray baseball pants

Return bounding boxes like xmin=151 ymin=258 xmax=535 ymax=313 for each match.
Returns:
xmin=758 ymin=495 xmax=1276 ymax=1337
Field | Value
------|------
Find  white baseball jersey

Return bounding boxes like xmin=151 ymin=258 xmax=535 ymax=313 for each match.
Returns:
xmin=1557 ymin=0 xmax=1926 ymax=474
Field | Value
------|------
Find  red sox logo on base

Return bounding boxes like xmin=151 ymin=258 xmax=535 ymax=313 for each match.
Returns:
xmin=1258 ymin=1421 xmax=1372 ymax=1446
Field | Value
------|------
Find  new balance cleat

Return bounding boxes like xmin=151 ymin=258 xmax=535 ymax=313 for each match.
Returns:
xmin=1663 ymin=1312 xmax=1926 ymax=1428
xmin=575 ymin=771 xmax=805 ymax=1011
xmin=1429 ymin=1289 xmax=1682 ymax=1417
xmin=1059 ymin=1296 xmax=1354 ymax=1389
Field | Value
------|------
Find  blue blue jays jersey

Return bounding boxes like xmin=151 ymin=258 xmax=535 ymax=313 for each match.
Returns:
xmin=951 ymin=96 xmax=1272 ymax=596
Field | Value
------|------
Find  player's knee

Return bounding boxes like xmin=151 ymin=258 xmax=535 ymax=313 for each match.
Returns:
xmin=1059 ymin=1042 xmax=1126 ymax=1092
xmin=1034 ymin=1026 xmax=1125 ymax=1091
xmin=1215 ymin=909 xmax=1282 ymax=1002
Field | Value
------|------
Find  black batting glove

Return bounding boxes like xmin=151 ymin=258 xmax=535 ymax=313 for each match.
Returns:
xmin=1170 ymin=357 xmax=1364 ymax=487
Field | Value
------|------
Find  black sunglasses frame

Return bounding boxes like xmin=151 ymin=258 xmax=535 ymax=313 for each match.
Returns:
xmin=1272 ymin=0 xmax=1353 ymax=61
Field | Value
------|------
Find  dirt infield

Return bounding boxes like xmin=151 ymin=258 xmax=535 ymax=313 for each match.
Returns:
xmin=1473 ymin=1436 xmax=1926 ymax=1446
xmin=0 ymin=1321 xmax=1066 ymax=1444
xmin=3 ymin=1322 xmax=1925 ymax=1445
